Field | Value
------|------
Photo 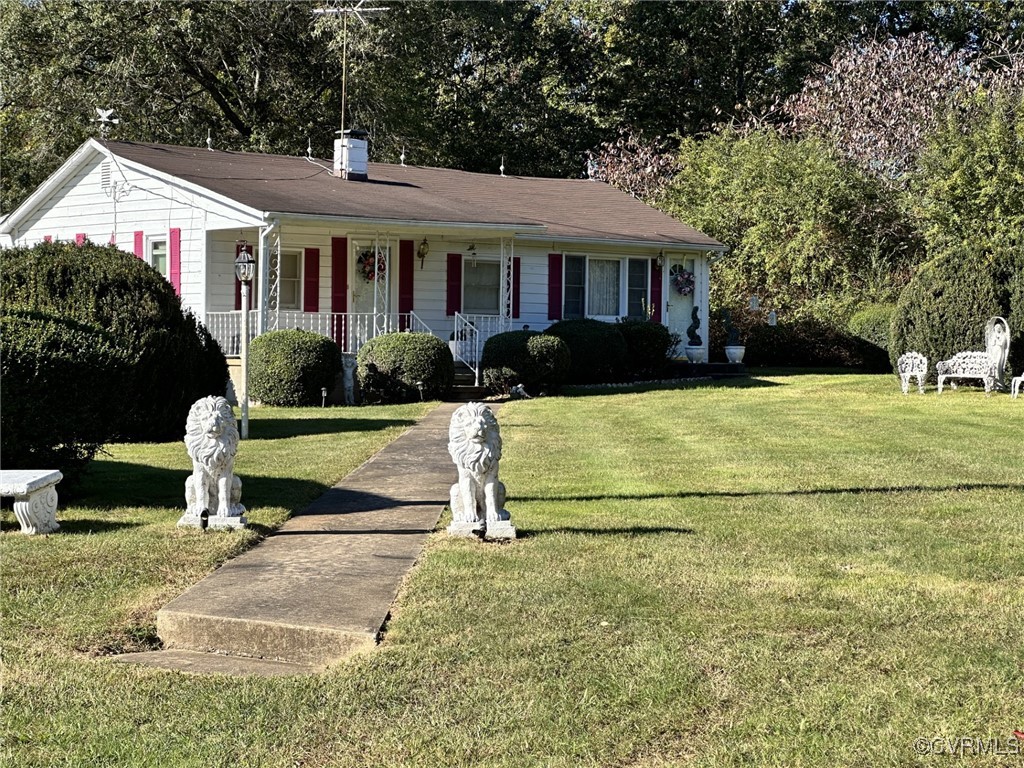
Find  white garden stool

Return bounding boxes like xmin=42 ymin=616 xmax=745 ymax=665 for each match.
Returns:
xmin=0 ymin=470 xmax=63 ymax=535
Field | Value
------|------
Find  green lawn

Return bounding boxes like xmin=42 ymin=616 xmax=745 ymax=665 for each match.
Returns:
xmin=3 ymin=374 xmax=1022 ymax=767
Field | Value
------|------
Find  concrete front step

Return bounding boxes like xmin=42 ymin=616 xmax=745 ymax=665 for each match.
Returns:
xmin=114 ymin=648 xmax=318 ymax=677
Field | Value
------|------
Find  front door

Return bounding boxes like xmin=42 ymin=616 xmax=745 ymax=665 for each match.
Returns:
xmin=350 ymin=242 xmax=391 ymax=347
xmin=664 ymin=257 xmax=698 ymax=349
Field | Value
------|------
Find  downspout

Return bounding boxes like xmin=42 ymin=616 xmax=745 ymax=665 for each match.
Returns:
xmin=258 ymin=218 xmax=277 ymax=335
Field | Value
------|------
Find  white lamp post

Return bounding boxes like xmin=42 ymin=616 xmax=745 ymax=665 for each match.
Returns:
xmin=235 ymin=241 xmax=256 ymax=440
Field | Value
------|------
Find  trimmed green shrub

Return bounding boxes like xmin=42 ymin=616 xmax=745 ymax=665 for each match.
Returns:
xmin=357 ymin=332 xmax=453 ymax=404
xmin=847 ymin=303 xmax=895 ymax=371
xmin=544 ymin=319 xmax=628 ymax=384
xmin=0 ymin=241 xmax=228 ymax=441
xmin=481 ymin=331 xmax=570 ymax=395
xmin=617 ymin=319 xmax=672 ymax=379
xmin=709 ymin=308 xmax=882 ymax=368
xmin=249 ymin=329 xmax=343 ymax=406
xmin=0 ymin=310 xmax=128 ymax=482
xmin=889 ymin=246 xmax=1006 ymax=378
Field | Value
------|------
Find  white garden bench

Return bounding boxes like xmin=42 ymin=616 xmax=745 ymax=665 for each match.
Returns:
xmin=896 ymin=351 xmax=927 ymax=394
xmin=0 ymin=470 xmax=62 ymax=535
xmin=936 ymin=351 xmax=998 ymax=394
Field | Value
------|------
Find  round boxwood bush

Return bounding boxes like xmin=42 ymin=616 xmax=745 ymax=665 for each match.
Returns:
xmin=357 ymin=332 xmax=454 ymax=403
xmin=1 ymin=310 xmax=128 ymax=482
xmin=249 ymin=329 xmax=343 ymax=406
xmin=481 ymin=330 xmax=570 ymax=395
xmin=889 ymin=245 xmax=1008 ymax=378
xmin=544 ymin=318 xmax=628 ymax=384
xmin=0 ymin=241 xmax=228 ymax=441
xmin=617 ymin=319 xmax=672 ymax=379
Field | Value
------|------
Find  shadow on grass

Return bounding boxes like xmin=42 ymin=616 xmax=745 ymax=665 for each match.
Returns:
xmin=518 ymin=525 xmax=696 ymax=539
xmin=55 ymin=518 xmax=146 ymax=535
xmin=248 ymin=416 xmax=418 ymax=440
xmin=559 ymin=376 xmax=781 ymax=398
xmin=76 ymin=460 xmax=331 ymax=512
xmin=515 ymin=482 xmax=1024 ymax=503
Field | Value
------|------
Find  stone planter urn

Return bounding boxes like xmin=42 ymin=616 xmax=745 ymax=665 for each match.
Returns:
xmin=684 ymin=345 xmax=705 ymax=364
xmin=724 ymin=345 xmax=746 ymax=364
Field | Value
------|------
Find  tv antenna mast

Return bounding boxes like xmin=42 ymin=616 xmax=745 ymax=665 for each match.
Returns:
xmin=313 ymin=1 xmax=389 ymax=137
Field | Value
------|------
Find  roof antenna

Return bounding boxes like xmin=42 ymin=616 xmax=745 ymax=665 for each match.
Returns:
xmin=400 ymin=146 xmax=406 ymax=166
xmin=500 ymin=155 xmax=505 ymax=177
xmin=92 ymin=107 xmax=119 ymax=138
xmin=206 ymin=129 xmax=213 ymax=151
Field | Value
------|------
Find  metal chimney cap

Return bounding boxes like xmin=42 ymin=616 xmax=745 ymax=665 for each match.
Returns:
xmin=343 ymin=128 xmax=369 ymax=140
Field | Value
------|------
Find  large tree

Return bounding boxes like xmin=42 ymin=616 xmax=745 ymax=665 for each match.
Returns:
xmin=1 ymin=0 xmax=339 ymax=213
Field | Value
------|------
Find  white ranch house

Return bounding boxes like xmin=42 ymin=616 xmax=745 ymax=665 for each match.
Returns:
xmin=0 ymin=138 xmax=725 ymax=377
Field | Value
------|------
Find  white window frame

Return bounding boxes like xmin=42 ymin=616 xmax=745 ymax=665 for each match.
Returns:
xmin=462 ymin=257 xmax=502 ymax=316
xmin=274 ymin=248 xmax=303 ymax=311
xmin=563 ymin=254 xmax=650 ymax=321
xmin=147 ymin=234 xmax=169 ymax=279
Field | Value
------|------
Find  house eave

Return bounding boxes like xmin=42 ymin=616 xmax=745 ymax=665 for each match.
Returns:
xmin=268 ymin=211 xmax=547 ymax=236
xmin=515 ymin=232 xmax=728 ymax=253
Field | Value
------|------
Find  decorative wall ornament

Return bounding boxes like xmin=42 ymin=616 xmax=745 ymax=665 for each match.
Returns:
xmin=896 ymin=351 xmax=928 ymax=394
xmin=670 ymin=265 xmax=695 ymax=296
xmin=447 ymin=402 xmax=515 ymax=540
xmin=357 ymin=248 xmax=387 ymax=282
xmin=178 ymin=396 xmax=247 ymax=530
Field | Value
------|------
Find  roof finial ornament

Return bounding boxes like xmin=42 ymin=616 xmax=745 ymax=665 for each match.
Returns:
xmin=307 ymin=138 xmax=313 ymax=159
xmin=500 ymin=155 xmax=505 ymax=177
xmin=206 ymin=129 xmax=213 ymax=151
xmin=92 ymin=107 xmax=119 ymax=138
xmin=400 ymin=146 xmax=406 ymax=166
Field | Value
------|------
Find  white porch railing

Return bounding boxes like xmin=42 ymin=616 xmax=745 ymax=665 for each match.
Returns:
xmin=206 ymin=311 xmax=432 ymax=356
xmin=453 ymin=313 xmax=512 ymax=385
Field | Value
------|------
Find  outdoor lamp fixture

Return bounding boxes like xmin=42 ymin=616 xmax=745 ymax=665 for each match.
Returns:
xmin=234 ymin=241 xmax=256 ymax=283
xmin=417 ymin=237 xmax=429 ymax=268
xmin=656 ymin=250 xmax=664 ymax=269
xmin=234 ymin=241 xmax=256 ymax=440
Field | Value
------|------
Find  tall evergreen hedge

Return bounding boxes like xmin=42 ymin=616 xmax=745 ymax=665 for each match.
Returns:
xmin=889 ymin=245 xmax=1022 ymax=379
xmin=0 ymin=241 xmax=228 ymax=442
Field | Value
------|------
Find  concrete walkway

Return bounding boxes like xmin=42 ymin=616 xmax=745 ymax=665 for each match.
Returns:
xmin=118 ymin=401 xmax=476 ymax=677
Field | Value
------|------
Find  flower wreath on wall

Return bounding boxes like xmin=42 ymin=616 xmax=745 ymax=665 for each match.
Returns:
xmin=670 ymin=267 xmax=695 ymax=296
xmin=357 ymin=249 xmax=387 ymax=282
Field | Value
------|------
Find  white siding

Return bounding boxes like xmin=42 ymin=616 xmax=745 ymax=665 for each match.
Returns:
xmin=9 ymin=149 xmax=259 ymax=319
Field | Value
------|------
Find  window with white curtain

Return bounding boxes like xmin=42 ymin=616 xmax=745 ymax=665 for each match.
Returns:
xmin=563 ymin=256 xmax=649 ymax=319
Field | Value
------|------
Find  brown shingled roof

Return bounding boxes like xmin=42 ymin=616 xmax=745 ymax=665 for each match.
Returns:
xmin=101 ymin=140 xmax=723 ymax=248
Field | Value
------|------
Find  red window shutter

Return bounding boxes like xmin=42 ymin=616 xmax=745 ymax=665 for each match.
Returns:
xmin=331 ymin=237 xmax=348 ymax=314
xmin=398 ymin=239 xmax=414 ymax=329
xmin=169 ymin=228 xmax=181 ymax=295
xmin=446 ymin=253 xmax=462 ymax=316
xmin=43 ymin=235 xmax=52 ymax=243
xmin=75 ymin=233 xmax=86 ymax=246
xmin=650 ymin=258 xmax=663 ymax=323
xmin=234 ymin=242 xmax=243 ymax=310
xmin=303 ymin=248 xmax=320 ymax=313
xmin=512 ymin=257 xmax=522 ymax=319
xmin=547 ymin=253 xmax=563 ymax=321
xmin=134 ymin=231 xmax=144 ymax=258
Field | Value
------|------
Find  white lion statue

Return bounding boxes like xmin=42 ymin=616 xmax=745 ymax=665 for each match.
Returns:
xmin=178 ymin=395 xmax=247 ymax=530
xmin=447 ymin=402 xmax=515 ymax=540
